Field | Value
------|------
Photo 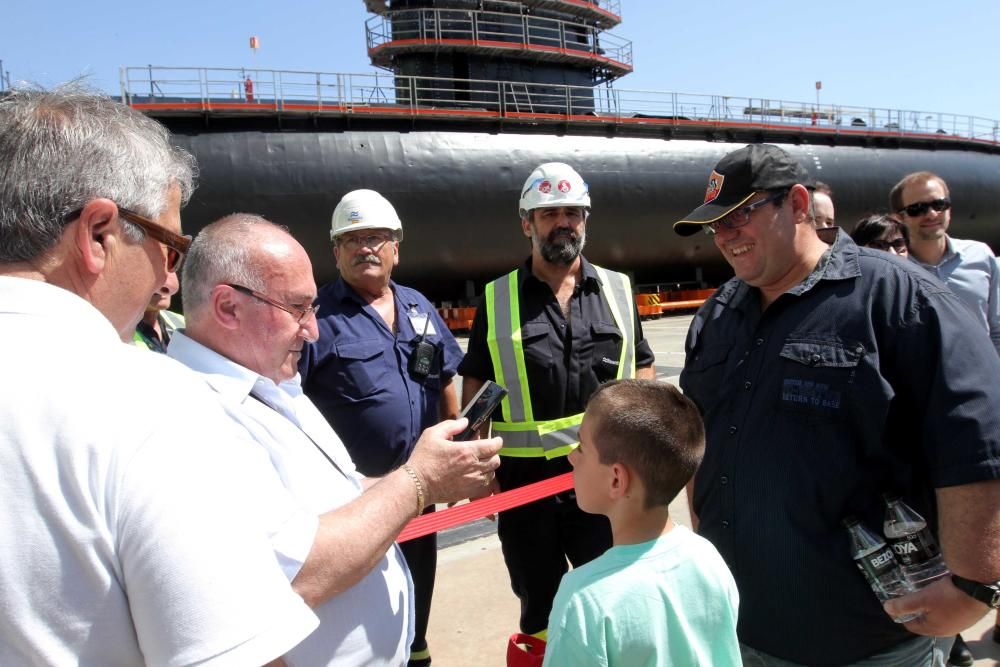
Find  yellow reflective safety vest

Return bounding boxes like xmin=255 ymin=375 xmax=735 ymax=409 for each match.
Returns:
xmin=485 ymin=266 xmax=637 ymax=459
xmin=133 ymin=310 xmax=185 ymax=350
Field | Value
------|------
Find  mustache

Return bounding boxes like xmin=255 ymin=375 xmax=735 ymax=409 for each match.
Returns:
xmin=547 ymin=229 xmax=578 ymax=243
xmin=352 ymin=254 xmax=382 ymax=266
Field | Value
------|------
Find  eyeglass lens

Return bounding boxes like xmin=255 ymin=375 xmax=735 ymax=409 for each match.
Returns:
xmin=342 ymin=234 xmax=391 ymax=249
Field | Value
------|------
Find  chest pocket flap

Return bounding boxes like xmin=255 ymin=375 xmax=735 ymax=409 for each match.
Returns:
xmin=590 ymin=320 xmax=622 ymax=339
xmin=333 ymin=338 xmax=387 ymax=398
xmin=779 ymin=339 xmax=864 ymax=368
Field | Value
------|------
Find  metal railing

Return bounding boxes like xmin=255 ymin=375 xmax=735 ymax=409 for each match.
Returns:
xmin=521 ymin=0 xmax=622 ymax=22
xmin=365 ymin=8 xmax=633 ymax=72
xmin=119 ymin=66 xmax=1000 ymax=146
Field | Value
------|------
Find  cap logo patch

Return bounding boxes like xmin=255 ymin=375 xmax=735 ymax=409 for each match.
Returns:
xmin=538 ymin=180 xmax=552 ymax=194
xmin=704 ymin=171 xmax=724 ymax=204
xmin=557 ymin=180 xmax=571 ymax=193
xmin=348 ymin=210 xmax=362 ymax=224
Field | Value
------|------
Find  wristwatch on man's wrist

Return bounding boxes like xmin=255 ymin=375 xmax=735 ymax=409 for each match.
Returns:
xmin=951 ymin=574 xmax=1000 ymax=609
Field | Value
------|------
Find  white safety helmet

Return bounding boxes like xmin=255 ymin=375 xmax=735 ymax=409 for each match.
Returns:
xmin=518 ymin=162 xmax=591 ymax=218
xmin=330 ymin=189 xmax=403 ymax=242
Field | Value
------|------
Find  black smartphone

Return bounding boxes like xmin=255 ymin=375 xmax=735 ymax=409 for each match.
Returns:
xmin=454 ymin=380 xmax=508 ymax=441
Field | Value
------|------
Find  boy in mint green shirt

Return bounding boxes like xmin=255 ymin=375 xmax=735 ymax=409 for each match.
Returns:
xmin=544 ymin=380 xmax=741 ymax=667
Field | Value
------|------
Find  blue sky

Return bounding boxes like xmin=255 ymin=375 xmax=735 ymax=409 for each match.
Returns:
xmin=3 ymin=0 xmax=999 ymax=120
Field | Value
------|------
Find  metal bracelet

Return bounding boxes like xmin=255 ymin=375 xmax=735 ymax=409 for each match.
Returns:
xmin=402 ymin=464 xmax=425 ymax=517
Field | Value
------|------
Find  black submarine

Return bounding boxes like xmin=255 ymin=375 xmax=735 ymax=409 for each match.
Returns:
xmin=121 ymin=0 xmax=1000 ymax=301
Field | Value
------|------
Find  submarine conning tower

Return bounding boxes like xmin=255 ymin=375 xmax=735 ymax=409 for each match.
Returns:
xmin=362 ymin=0 xmax=632 ymax=113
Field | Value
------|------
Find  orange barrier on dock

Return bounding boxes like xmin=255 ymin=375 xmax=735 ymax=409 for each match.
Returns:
xmin=438 ymin=290 xmax=712 ymax=330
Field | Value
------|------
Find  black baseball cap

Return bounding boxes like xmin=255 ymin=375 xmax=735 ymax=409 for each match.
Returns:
xmin=673 ymin=144 xmax=816 ymax=236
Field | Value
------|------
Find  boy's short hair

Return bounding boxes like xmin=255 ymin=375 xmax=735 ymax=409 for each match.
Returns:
xmin=585 ymin=379 xmax=705 ymax=508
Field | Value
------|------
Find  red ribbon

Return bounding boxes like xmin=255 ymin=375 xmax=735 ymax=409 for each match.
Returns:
xmin=397 ymin=472 xmax=574 ymax=543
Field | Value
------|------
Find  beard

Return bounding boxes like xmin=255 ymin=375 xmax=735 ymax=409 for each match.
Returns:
xmin=533 ymin=225 xmax=586 ymax=265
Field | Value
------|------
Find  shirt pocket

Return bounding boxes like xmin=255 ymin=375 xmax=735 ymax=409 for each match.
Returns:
xmin=682 ymin=342 xmax=731 ymax=411
xmin=520 ymin=321 xmax=556 ymax=370
xmin=333 ymin=338 xmax=389 ymax=400
xmin=590 ymin=320 xmax=624 ymax=381
xmin=776 ymin=338 xmax=864 ymax=423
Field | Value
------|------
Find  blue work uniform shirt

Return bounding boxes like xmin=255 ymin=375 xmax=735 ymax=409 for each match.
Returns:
xmin=300 ymin=278 xmax=463 ymax=477
xmin=680 ymin=230 xmax=1000 ymax=665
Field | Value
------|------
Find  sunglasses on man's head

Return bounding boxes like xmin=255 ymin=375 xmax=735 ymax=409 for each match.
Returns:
xmin=898 ymin=198 xmax=951 ymax=218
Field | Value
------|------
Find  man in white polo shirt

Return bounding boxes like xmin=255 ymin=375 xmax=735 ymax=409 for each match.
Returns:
xmin=0 ymin=87 xmax=318 ymax=665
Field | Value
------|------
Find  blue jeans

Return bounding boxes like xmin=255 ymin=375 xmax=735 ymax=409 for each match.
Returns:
xmin=739 ymin=635 xmax=954 ymax=667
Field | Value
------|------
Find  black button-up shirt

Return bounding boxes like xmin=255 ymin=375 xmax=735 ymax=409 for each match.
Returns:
xmin=681 ymin=231 xmax=1000 ymax=664
xmin=460 ymin=256 xmax=654 ymax=487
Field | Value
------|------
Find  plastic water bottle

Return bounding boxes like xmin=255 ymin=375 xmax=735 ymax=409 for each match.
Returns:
xmin=843 ymin=516 xmax=920 ymax=623
xmin=883 ymin=494 xmax=949 ymax=587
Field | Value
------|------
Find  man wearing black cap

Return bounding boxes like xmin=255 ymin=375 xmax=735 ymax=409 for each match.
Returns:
xmin=674 ymin=144 xmax=1000 ymax=665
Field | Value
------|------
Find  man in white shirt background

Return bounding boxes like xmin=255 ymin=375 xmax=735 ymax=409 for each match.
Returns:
xmin=892 ymin=171 xmax=1000 ymax=355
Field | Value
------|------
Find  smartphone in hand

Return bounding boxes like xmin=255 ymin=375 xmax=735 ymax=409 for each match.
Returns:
xmin=454 ymin=381 xmax=508 ymax=441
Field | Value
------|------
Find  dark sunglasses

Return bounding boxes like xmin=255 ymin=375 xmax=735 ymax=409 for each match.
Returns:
xmin=226 ymin=283 xmax=320 ymax=324
xmin=866 ymin=237 xmax=908 ymax=252
xmin=64 ymin=205 xmax=192 ymax=272
xmin=898 ymin=198 xmax=951 ymax=218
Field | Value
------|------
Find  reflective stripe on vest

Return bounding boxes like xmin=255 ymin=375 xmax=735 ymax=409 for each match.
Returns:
xmin=485 ymin=267 xmax=636 ymax=458
xmin=159 ymin=310 xmax=185 ymax=331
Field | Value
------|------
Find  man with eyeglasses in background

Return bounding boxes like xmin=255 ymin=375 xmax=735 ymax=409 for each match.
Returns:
xmin=168 ymin=214 xmax=500 ymax=666
xmin=891 ymin=171 xmax=1000 ymax=355
xmin=298 ymin=190 xmax=464 ymax=667
xmin=0 ymin=87 xmax=320 ymax=665
xmin=674 ymin=144 xmax=1000 ymax=666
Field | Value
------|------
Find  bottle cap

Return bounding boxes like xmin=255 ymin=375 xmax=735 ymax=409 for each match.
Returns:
xmin=841 ymin=515 xmax=859 ymax=528
xmin=882 ymin=492 xmax=901 ymax=504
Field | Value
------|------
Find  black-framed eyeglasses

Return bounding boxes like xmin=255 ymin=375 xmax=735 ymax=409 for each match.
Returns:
xmin=226 ymin=283 xmax=320 ymax=324
xmin=704 ymin=190 xmax=788 ymax=235
xmin=866 ymin=237 xmax=909 ymax=253
xmin=337 ymin=232 xmax=395 ymax=251
xmin=64 ymin=205 xmax=192 ymax=272
xmin=898 ymin=198 xmax=951 ymax=218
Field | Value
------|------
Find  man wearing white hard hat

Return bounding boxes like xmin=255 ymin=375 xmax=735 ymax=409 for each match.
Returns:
xmin=299 ymin=189 xmax=464 ymax=667
xmin=460 ymin=163 xmax=656 ymax=639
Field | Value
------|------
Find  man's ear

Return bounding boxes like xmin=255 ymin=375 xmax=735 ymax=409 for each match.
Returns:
xmin=790 ymin=184 xmax=812 ymax=225
xmin=521 ymin=215 xmax=532 ymax=239
xmin=609 ymin=462 xmax=631 ymax=500
xmin=210 ymin=284 xmax=242 ymax=331
xmin=74 ymin=199 xmax=119 ymax=275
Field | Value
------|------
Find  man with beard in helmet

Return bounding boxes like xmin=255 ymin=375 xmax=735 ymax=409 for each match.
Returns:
xmin=459 ymin=162 xmax=656 ymax=640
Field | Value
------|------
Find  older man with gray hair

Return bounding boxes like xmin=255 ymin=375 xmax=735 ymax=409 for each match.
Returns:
xmin=0 ymin=88 xmax=318 ymax=665
xmin=168 ymin=213 xmax=502 ymax=667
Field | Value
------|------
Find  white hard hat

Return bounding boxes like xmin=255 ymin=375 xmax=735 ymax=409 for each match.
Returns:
xmin=330 ymin=189 xmax=403 ymax=242
xmin=518 ymin=162 xmax=591 ymax=218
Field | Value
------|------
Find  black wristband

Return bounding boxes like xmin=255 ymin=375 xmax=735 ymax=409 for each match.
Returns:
xmin=951 ymin=574 xmax=1000 ymax=609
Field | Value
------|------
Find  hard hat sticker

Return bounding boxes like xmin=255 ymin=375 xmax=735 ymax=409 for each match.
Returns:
xmin=538 ymin=180 xmax=552 ymax=194
xmin=557 ymin=180 xmax=571 ymax=193
xmin=704 ymin=171 xmax=724 ymax=204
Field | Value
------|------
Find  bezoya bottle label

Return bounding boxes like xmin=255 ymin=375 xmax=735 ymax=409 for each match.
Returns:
xmin=856 ymin=546 xmax=899 ymax=592
xmin=888 ymin=529 xmax=940 ymax=567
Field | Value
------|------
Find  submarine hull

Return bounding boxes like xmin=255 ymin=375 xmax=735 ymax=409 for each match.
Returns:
xmin=170 ymin=130 xmax=1000 ymax=300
